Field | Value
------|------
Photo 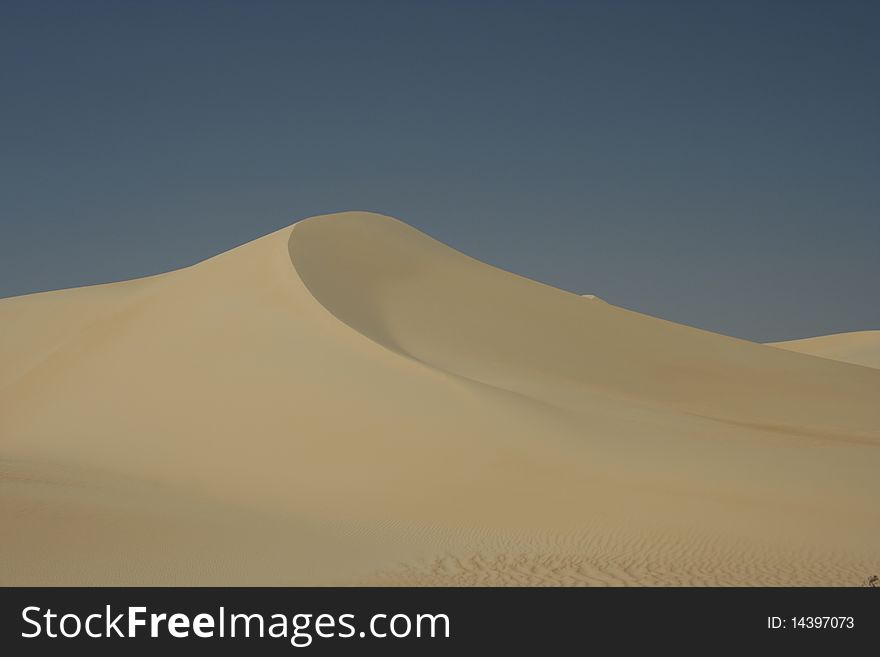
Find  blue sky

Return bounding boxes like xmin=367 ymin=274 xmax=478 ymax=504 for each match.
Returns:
xmin=1 ymin=0 xmax=877 ymax=341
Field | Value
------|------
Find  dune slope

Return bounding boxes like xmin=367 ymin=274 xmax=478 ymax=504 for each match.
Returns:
xmin=769 ymin=331 xmax=880 ymax=369
xmin=1 ymin=212 xmax=878 ymax=585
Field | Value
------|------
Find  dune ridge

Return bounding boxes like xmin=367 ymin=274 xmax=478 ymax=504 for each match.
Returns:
xmin=769 ymin=331 xmax=880 ymax=369
xmin=1 ymin=211 xmax=878 ymax=585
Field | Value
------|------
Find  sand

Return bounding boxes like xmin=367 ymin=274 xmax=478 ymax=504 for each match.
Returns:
xmin=1 ymin=211 xmax=878 ymax=586
xmin=769 ymin=331 xmax=880 ymax=370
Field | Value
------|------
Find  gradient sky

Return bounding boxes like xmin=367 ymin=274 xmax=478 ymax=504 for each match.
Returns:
xmin=1 ymin=0 xmax=877 ymax=342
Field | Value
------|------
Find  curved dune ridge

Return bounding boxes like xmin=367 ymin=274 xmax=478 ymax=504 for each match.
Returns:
xmin=768 ymin=331 xmax=880 ymax=370
xmin=1 ymin=211 xmax=879 ymax=586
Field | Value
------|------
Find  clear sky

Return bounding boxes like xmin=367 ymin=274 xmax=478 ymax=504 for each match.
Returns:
xmin=1 ymin=0 xmax=877 ymax=342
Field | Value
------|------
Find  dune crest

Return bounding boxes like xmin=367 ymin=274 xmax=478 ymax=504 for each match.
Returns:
xmin=1 ymin=211 xmax=878 ymax=585
xmin=769 ymin=331 xmax=880 ymax=369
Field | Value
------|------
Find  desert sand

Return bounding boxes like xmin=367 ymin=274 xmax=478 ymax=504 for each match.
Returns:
xmin=769 ymin=331 xmax=880 ymax=370
xmin=1 ymin=211 xmax=878 ymax=585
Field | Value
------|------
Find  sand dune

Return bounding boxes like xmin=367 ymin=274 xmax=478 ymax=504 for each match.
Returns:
xmin=1 ymin=212 xmax=878 ymax=585
xmin=769 ymin=331 xmax=880 ymax=369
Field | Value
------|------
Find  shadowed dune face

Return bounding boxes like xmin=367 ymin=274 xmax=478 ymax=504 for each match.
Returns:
xmin=1 ymin=211 xmax=879 ymax=585
xmin=290 ymin=213 xmax=880 ymax=437
xmin=769 ymin=331 xmax=880 ymax=370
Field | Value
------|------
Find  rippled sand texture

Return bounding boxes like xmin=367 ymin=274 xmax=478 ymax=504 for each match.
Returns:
xmin=1 ymin=212 xmax=878 ymax=585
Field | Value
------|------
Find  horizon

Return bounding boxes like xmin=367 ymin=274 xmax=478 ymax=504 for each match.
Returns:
xmin=2 ymin=0 xmax=878 ymax=342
